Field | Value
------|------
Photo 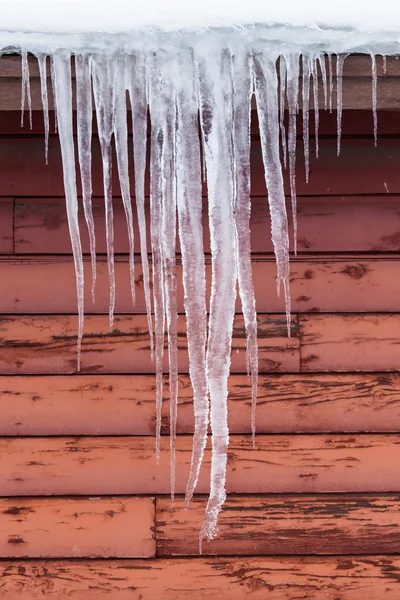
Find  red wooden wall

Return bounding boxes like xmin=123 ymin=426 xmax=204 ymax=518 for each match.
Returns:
xmin=1 ymin=55 xmax=400 ymax=598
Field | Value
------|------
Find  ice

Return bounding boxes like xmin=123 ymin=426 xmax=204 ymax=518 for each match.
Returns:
xmin=37 ymin=54 xmax=49 ymax=163
xmin=253 ymin=50 xmax=291 ymax=332
xmin=174 ymin=50 xmax=208 ymax=509
xmin=75 ymin=54 xmax=97 ymax=301
xmin=197 ymin=45 xmax=238 ymax=548
xmin=51 ymin=53 xmax=84 ymax=370
xmin=1 ymin=36 xmax=386 ymax=544
xmin=20 ymin=46 xmax=32 ymax=129
xmin=91 ymin=56 xmax=116 ymax=328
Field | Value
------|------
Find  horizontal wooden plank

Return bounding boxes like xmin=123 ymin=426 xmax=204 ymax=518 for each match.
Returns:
xmin=0 ymin=314 xmax=299 ymax=375
xmin=3 ymin=257 xmax=400 ymax=314
xmin=157 ymin=495 xmax=400 ymax=556
xmin=0 ymin=434 xmax=399 ymax=496
xmin=13 ymin=195 xmax=400 ymax=255
xmin=2 ymin=373 xmax=400 ymax=436
xmin=3 ymin=137 xmax=400 ymax=197
xmin=2 ymin=556 xmax=400 ymax=599
xmin=300 ymin=314 xmax=400 ymax=372
xmin=0 ymin=198 xmax=13 ymax=253
xmin=0 ymin=497 xmax=154 ymax=558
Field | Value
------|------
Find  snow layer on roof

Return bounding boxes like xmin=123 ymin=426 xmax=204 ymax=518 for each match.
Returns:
xmin=1 ymin=0 xmax=400 ymax=53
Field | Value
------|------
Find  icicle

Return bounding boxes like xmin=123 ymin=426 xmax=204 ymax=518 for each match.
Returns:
xmin=112 ymin=56 xmax=136 ymax=307
xmin=128 ymin=52 xmax=153 ymax=357
xmin=328 ymin=53 xmax=333 ymax=113
xmin=173 ymin=49 xmax=208 ymax=508
xmin=51 ymin=53 xmax=84 ymax=370
xmin=253 ymin=51 xmax=291 ymax=332
xmin=285 ymin=54 xmax=300 ymax=254
xmin=148 ymin=56 xmax=166 ymax=462
xmin=382 ymin=54 xmax=387 ymax=75
xmin=37 ymin=54 xmax=49 ymax=164
xmin=371 ymin=53 xmax=378 ymax=146
xmin=50 ymin=59 xmax=58 ymax=133
xmin=311 ymin=56 xmax=320 ymax=159
xmin=232 ymin=49 xmax=258 ymax=448
xmin=301 ymin=54 xmax=311 ymax=183
xmin=318 ymin=54 xmax=328 ymax=110
xmin=75 ymin=54 xmax=97 ymax=302
xmin=279 ymin=56 xmax=287 ymax=169
xmin=336 ymin=54 xmax=344 ymax=156
xmin=21 ymin=46 xmax=32 ymax=129
xmin=197 ymin=46 xmax=238 ymax=548
xmin=91 ymin=55 xmax=116 ymax=328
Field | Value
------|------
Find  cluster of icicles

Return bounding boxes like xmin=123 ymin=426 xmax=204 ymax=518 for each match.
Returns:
xmin=14 ymin=46 xmax=381 ymax=547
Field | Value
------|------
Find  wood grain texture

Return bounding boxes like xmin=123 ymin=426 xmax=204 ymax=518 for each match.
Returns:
xmin=0 ymin=199 xmax=13 ymax=253
xmin=300 ymin=314 xmax=400 ymax=372
xmin=1 ymin=373 xmax=400 ymax=436
xmin=3 ymin=137 xmax=400 ymax=197
xmin=1 ymin=557 xmax=400 ymax=599
xmin=3 ymin=256 xmax=400 ymax=314
xmin=13 ymin=196 xmax=400 ymax=255
xmin=0 ymin=497 xmax=155 ymax=558
xmin=0 ymin=314 xmax=299 ymax=374
xmin=157 ymin=495 xmax=400 ymax=556
xmin=0 ymin=435 xmax=399 ymax=496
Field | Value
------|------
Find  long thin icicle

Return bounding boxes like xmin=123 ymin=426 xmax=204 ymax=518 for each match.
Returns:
xmin=336 ymin=54 xmax=345 ymax=156
xmin=175 ymin=50 xmax=209 ymax=509
xmin=253 ymin=52 xmax=291 ymax=332
xmin=232 ymin=49 xmax=258 ymax=447
xmin=371 ymin=53 xmax=378 ymax=146
xmin=279 ymin=56 xmax=287 ymax=168
xmin=21 ymin=46 xmax=32 ymax=129
xmin=75 ymin=54 xmax=97 ymax=302
xmin=197 ymin=46 xmax=238 ymax=549
xmin=128 ymin=52 xmax=153 ymax=357
xmin=311 ymin=56 xmax=320 ymax=159
xmin=51 ymin=52 xmax=84 ymax=370
xmin=285 ymin=54 xmax=299 ymax=254
xmin=91 ymin=55 xmax=116 ymax=328
xmin=37 ymin=54 xmax=49 ymax=164
xmin=112 ymin=55 xmax=136 ymax=307
xmin=301 ymin=54 xmax=311 ymax=183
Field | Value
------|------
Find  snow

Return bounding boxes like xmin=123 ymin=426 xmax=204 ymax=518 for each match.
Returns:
xmin=0 ymin=0 xmax=395 ymax=548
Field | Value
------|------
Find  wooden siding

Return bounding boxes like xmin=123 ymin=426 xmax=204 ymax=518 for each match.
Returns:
xmin=1 ymin=55 xmax=400 ymax=598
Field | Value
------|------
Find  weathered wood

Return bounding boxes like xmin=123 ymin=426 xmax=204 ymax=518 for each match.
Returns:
xmin=13 ymin=196 xmax=400 ymax=255
xmin=0 ymin=434 xmax=399 ymax=496
xmin=0 ymin=314 xmax=299 ymax=374
xmin=2 ymin=556 xmax=400 ymax=599
xmin=3 ymin=257 xmax=400 ymax=314
xmin=300 ymin=314 xmax=400 ymax=372
xmin=0 ymin=497 xmax=155 ymax=558
xmin=0 ymin=198 xmax=13 ymax=253
xmin=3 ymin=137 xmax=400 ymax=197
xmin=157 ymin=495 xmax=400 ymax=556
xmin=1 ymin=373 xmax=400 ymax=436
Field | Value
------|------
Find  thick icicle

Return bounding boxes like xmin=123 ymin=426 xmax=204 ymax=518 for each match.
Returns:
xmin=336 ymin=54 xmax=344 ymax=156
xmin=75 ymin=54 xmax=97 ymax=302
xmin=51 ymin=53 xmax=84 ymax=370
xmin=232 ymin=49 xmax=258 ymax=447
xmin=148 ymin=56 xmax=166 ymax=462
xmin=91 ymin=55 xmax=116 ymax=328
xmin=285 ymin=53 xmax=300 ymax=254
xmin=371 ymin=53 xmax=378 ymax=146
xmin=149 ymin=53 xmax=179 ymax=497
xmin=253 ymin=52 xmax=291 ymax=331
xmin=128 ymin=52 xmax=153 ymax=357
xmin=37 ymin=54 xmax=49 ymax=164
xmin=279 ymin=56 xmax=287 ymax=168
xmin=21 ymin=46 xmax=32 ymax=129
xmin=301 ymin=54 xmax=311 ymax=183
xmin=112 ymin=56 xmax=136 ymax=307
xmin=197 ymin=46 xmax=237 ymax=548
xmin=173 ymin=50 xmax=208 ymax=509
